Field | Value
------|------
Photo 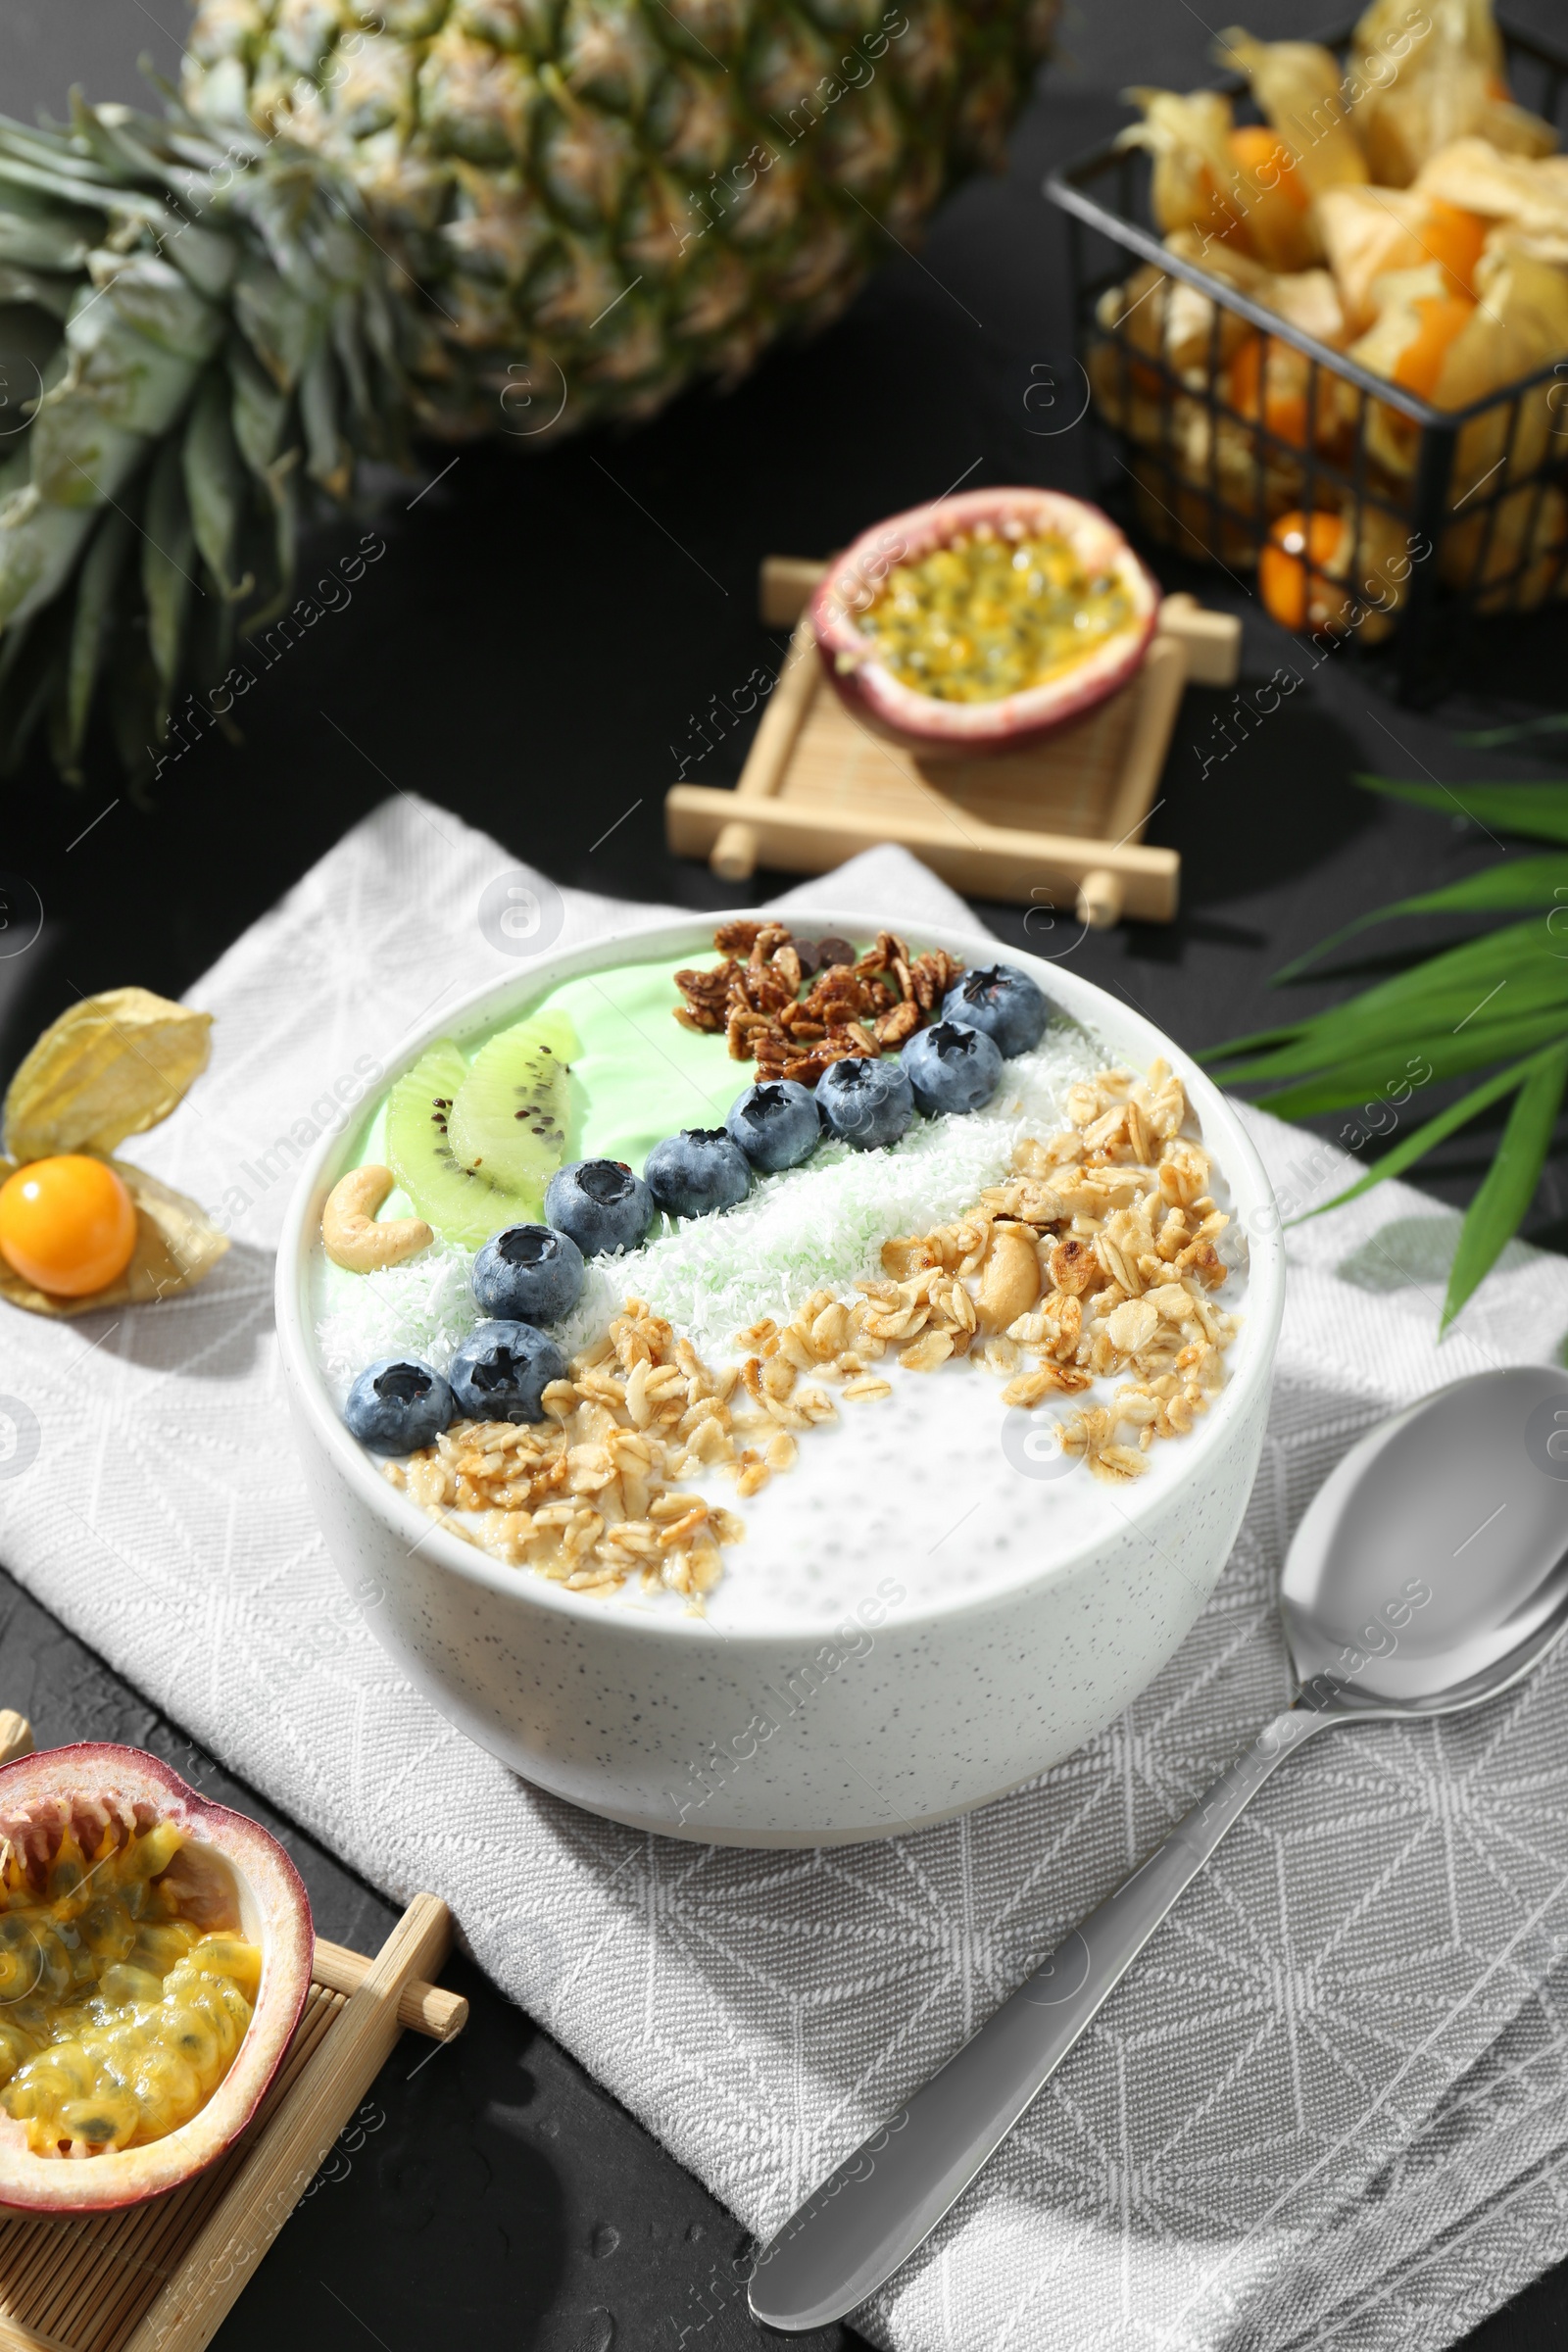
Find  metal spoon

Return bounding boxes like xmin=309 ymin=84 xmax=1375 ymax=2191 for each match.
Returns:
xmin=750 ymin=1363 xmax=1568 ymax=2334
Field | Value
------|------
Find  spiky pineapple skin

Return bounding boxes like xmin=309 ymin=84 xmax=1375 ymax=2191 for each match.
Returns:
xmin=182 ymin=0 xmax=1056 ymax=439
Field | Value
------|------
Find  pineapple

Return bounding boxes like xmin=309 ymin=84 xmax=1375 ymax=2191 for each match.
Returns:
xmin=0 ymin=0 xmax=1054 ymax=783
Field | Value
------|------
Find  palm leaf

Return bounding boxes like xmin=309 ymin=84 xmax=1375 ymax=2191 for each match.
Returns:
xmin=1459 ymin=713 xmax=1568 ymax=750
xmin=1271 ymin=858 xmax=1568 ymax=983
xmin=1251 ymin=1010 xmax=1568 ymax=1118
xmin=1443 ymin=1046 xmax=1568 ymax=1328
xmin=1354 ymin=774 xmax=1568 ymax=845
xmin=1196 ymin=1018 xmax=1308 ymax=1063
xmin=1210 ymin=919 xmax=1568 ymax=1086
xmin=1220 ymin=992 xmax=1568 ymax=1090
xmin=1291 ymin=1044 xmax=1568 ymax=1226
xmin=1211 ymin=745 xmax=1568 ymax=1329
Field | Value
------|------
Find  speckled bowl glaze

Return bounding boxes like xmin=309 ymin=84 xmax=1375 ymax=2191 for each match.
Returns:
xmin=275 ymin=909 xmax=1284 ymax=1847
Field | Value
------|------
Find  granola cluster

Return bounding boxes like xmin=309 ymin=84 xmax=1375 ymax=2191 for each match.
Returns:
xmin=384 ymin=1297 xmax=845 ymax=1601
xmin=866 ymin=1060 xmax=1236 ymax=1481
xmin=385 ymin=1061 xmax=1237 ymax=1601
xmin=672 ymin=921 xmax=964 ymax=1087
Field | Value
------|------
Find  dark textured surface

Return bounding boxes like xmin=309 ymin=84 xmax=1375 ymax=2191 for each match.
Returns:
xmin=1 ymin=4 xmax=1567 ymax=2348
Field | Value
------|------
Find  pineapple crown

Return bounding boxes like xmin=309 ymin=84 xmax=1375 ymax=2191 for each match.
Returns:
xmin=0 ymin=0 xmax=1056 ymax=788
xmin=0 ymin=94 xmax=408 ymax=783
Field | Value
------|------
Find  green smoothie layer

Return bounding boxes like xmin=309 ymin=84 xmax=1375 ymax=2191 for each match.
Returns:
xmin=546 ymin=955 xmax=755 ymax=1168
xmin=353 ymin=954 xmax=777 ymax=1231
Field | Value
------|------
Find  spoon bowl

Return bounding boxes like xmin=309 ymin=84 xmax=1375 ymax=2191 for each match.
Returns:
xmin=1283 ymin=1365 xmax=1568 ymax=1707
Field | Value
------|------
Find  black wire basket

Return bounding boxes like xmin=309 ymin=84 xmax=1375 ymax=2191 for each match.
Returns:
xmin=1046 ymin=18 xmax=1568 ymax=687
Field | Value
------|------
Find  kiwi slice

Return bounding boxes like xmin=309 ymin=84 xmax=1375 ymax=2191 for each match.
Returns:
xmin=444 ymin=1010 xmax=577 ymax=1221
xmin=386 ymin=1040 xmax=539 ymax=1249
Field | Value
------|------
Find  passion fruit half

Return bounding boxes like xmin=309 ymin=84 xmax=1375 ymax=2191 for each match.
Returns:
xmin=0 ymin=1744 xmax=312 ymax=2212
xmin=811 ymin=488 xmax=1160 ymax=757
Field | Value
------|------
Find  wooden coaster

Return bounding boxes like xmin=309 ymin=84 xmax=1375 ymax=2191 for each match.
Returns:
xmin=665 ymin=559 xmax=1241 ymax=927
xmin=0 ymin=1713 xmax=466 ymax=2352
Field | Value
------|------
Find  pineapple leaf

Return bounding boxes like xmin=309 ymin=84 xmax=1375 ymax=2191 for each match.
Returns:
xmin=1354 ymin=773 xmax=1568 ymax=845
xmin=181 ymin=368 xmax=248 ymax=600
xmin=329 ymin=302 xmax=372 ymax=432
xmin=142 ymin=434 xmax=196 ymax=709
xmin=298 ymin=341 xmax=350 ymax=496
xmin=0 ymin=602 xmax=64 ymax=776
xmin=228 ymin=338 xmax=289 ymax=479
xmin=1443 ymin=1045 xmax=1568 ymax=1329
xmin=1270 ymin=858 xmax=1568 ymax=983
xmin=66 ymin=505 xmax=132 ymax=765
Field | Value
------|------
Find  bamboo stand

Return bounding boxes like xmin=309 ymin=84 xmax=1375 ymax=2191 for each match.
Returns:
xmin=665 ymin=558 xmax=1241 ymax=927
xmin=0 ymin=1714 xmax=466 ymax=2352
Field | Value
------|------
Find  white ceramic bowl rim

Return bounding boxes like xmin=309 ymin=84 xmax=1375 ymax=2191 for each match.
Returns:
xmin=275 ymin=906 xmax=1286 ymax=1644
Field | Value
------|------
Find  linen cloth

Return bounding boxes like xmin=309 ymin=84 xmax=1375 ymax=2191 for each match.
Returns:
xmin=3 ymin=793 xmax=1568 ymax=2352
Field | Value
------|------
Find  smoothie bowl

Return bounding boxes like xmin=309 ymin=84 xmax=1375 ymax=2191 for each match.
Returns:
xmin=275 ymin=911 xmax=1284 ymax=1846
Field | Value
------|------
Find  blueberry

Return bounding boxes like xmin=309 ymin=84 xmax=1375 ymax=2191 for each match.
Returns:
xmin=942 ymin=963 xmax=1049 ymax=1058
xmin=816 ymin=1056 xmax=913 ymax=1150
xmin=449 ymin=1319 xmax=565 ymax=1424
xmin=645 ymin=1128 xmax=753 ymax=1219
xmin=344 ymin=1357 xmax=453 ymax=1454
xmin=903 ymin=1019 xmax=1004 ymax=1116
xmin=726 ymin=1080 xmax=820 ymax=1174
xmin=544 ymin=1158 xmax=653 ymax=1257
xmin=472 ymin=1223 xmax=584 ymax=1325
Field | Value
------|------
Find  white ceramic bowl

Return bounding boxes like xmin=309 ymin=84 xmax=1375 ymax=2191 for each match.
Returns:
xmin=275 ymin=907 xmax=1284 ymax=1847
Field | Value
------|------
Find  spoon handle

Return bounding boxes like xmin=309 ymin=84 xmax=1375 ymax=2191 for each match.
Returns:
xmin=749 ymin=1704 xmax=1328 ymax=2333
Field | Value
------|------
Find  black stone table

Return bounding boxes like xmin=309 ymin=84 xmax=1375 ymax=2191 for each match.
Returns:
xmin=2 ymin=3 xmax=1566 ymax=2347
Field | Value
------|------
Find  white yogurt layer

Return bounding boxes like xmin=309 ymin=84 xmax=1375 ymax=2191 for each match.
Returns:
xmin=659 ymin=1340 xmax=1213 ymax=1631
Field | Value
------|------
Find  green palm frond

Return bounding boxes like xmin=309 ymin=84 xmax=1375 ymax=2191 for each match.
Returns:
xmin=1204 ymin=753 xmax=1568 ymax=1329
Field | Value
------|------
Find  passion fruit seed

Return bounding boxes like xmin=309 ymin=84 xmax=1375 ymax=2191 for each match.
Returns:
xmin=855 ymin=521 xmax=1133 ymax=704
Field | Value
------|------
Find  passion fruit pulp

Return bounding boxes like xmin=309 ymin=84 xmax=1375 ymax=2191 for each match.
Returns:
xmin=0 ymin=1745 xmax=312 ymax=2212
xmin=811 ymin=488 xmax=1160 ymax=757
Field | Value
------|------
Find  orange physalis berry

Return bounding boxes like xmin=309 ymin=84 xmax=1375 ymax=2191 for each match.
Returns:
xmin=0 ymin=1155 xmax=138 ymax=1298
xmin=1228 ymin=124 xmax=1308 ymax=212
xmin=1390 ymin=292 xmax=1476 ymax=400
xmin=1228 ymin=335 xmax=1313 ymax=450
xmin=1422 ymin=201 xmax=1487 ymax=303
xmin=1259 ymin=510 xmax=1347 ymax=633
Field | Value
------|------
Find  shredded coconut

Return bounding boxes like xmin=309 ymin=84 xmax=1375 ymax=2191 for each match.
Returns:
xmin=315 ymin=1015 xmax=1108 ymax=1394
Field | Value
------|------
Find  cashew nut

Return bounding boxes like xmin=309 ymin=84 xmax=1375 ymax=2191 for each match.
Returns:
xmin=978 ymin=1223 xmax=1041 ymax=1333
xmin=321 ymin=1165 xmax=432 ymax=1273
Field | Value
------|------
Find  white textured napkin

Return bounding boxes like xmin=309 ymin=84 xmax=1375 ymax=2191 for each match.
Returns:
xmin=4 ymin=795 xmax=1568 ymax=2352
